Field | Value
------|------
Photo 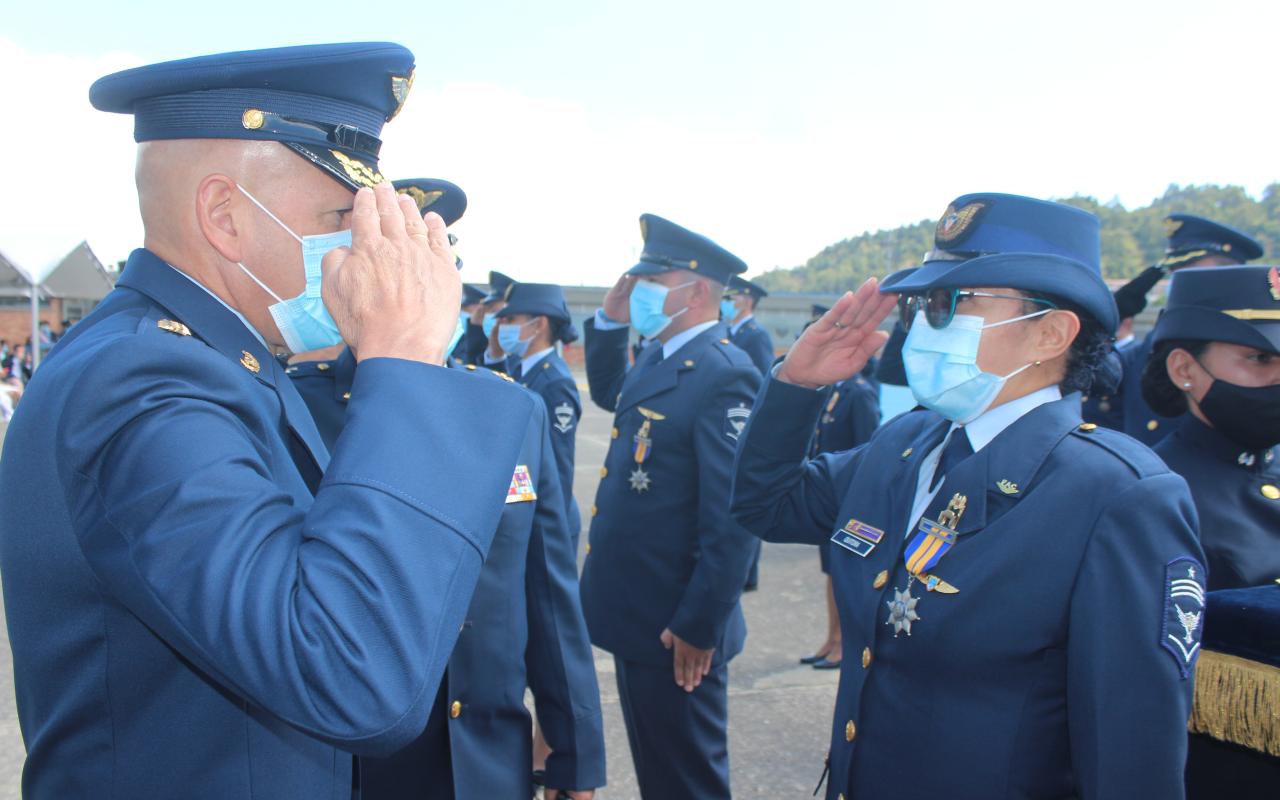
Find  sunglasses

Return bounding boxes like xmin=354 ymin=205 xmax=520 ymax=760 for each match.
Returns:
xmin=898 ymin=289 xmax=1057 ymax=331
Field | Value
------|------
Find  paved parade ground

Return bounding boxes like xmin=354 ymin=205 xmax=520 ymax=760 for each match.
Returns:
xmin=0 ymin=380 xmax=840 ymax=799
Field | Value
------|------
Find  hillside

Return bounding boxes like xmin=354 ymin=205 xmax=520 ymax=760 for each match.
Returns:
xmin=756 ymin=184 xmax=1280 ymax=292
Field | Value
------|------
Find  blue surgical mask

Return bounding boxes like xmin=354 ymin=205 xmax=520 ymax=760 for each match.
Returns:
xmin=497 ymin=320 xmax=535 ymax=358
xmin=720 ymin=298 xmax=738 ymax=322
xmin=482 ymin=312 xmax=498 ymax=338
xmin=902 ymin=309 xmax=1049 ymax=424
xmin=236 ymin=186 xmax=349 ymax=354
xmin=629 ymin=279 xmax=695 ymax=339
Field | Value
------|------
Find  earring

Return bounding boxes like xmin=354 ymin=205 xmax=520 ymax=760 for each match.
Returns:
xmin=1182 ymin=382 xmax=1192 ymax=389
xmin=1033 ymin=360 xmax=1042 ymax=367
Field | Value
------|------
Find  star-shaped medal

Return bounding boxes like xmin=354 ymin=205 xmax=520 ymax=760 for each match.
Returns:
xmin=629 ymin=467 xmax=651 ymax=493
xmin=885 ymin=587 xmax=920 ymax=637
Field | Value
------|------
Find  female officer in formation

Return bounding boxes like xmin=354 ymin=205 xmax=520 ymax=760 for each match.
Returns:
xmin=731 ymin=192 xmax=1205 ymax=800
xmin=1138 ymin=264 xmax=1280 ymax=800
xmin=1141 ymin=265 xmax=1280 ymax=591
xmin=494 ymin=283 xmax=585 ymax=555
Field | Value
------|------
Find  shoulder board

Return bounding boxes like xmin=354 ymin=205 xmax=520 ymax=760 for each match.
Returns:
xmin=494 ymin=371 xmax=515 ymax=382
xmin=1068 ymin=423 xmax=1170 ymax=478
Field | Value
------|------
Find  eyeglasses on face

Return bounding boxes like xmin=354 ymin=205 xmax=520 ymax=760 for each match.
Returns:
xmin=897 ymin=288 xmax=1057 ymax=331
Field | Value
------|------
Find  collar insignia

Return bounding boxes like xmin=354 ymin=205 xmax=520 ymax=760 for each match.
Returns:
xmin=156 ymin=319 xmax=191 ymax=337
xmin=240 ymin=351 xmax=261 ymax=374
xmin=996 ymin=479 xmax=1019 ymax=495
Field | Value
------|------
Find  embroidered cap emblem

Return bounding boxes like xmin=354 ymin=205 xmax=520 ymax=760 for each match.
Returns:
xmin=935 ymin=202 xmax=986 ymax=244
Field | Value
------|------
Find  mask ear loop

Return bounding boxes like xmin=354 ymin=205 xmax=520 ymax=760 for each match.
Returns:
xmin=233 ymin=184 xmax=301 ymax=304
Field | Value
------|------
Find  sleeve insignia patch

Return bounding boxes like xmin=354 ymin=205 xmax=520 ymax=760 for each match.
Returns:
xmin=725 ymin=403 xmax=751 ymax=440
xmin=553 ymin=402 xmax=576 ymax=434
xmin=1161 ymin=556 xmax=1206 ymax=678
xmin=506 ymin=465 xmax=537 ymax=504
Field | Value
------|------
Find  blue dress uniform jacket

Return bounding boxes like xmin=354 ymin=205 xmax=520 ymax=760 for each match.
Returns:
xmin=519 ymin=351 xmax=584 ymax=555
xmin=0 ymin=250 xmax=536 ymax=800
xmin=813 ymin=376 xmax=882 ymax=575
xmin=729 ymin=317 xmax=775 ymax=377
xmin=731 ymin=376 xmax=1205 ymax=800
xmin=1155 ymin=417 xmax=1280 ymax=591
xmin=580 ymin=319 xmax=762 ymax=665
xmin=288 ymin=352 xmax=607 ymax=797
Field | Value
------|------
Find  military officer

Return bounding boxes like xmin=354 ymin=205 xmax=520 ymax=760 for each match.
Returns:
xmin=0 ymin=44 xmax=541 ymax=799
xmin=456 ymin=283 xmax=486 ymax=360
xmin=287 ymin=344 xmax=605 ymax=800
xmin=1136 ymin=264 xmax=1280 ymax=797
xmin=721 ymin=275 xmax=775 ymax=375
xmin=1105 ymin=214 xmax=1263 ymax=445
xmin=731 ymin=193 xmax=1204 ymax=800
xmin=1080 ymin=264 xmax=1163 ymax=428
xmin=580 ymin=214 xmax=762 ymax=798
xmin=473 ymin=269 xmax=517 ymax=368
xmin=494 ymin=282 xmax=585 ymax=555
xmin=1138 ymin=265 xmax=1280 ymax=591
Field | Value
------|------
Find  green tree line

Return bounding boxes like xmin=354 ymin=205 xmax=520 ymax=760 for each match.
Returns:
xmin=756 ymin=183 xmax=1280 ymax=293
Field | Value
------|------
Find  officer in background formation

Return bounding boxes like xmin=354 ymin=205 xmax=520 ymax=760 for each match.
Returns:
xmin=581 ymin=214 xmax=762 ymax=798
xmin=720 ymin=275 xmax=774 ymax=589
xmin=1098 ymin=214 xmax=1263 ymax=444
xmin=465 ymin=269 xmax=514 ymax=366
xmin=456 ymin=283 xmax=487 ymax=361
xmin=732 ymin=193 xmax=1203 ymax=800
xmin=0 ymin=43 xmax=542 ymax=798
xmin=721 ymin=276 xmax=775 ymax=375
xmin=494 ymin=282 xmax=585 ymax=555
xmin=287 ymin=338 xmax=604 ymax=798
xmin=1135 ymin=264 xmax=1280 ymax=796
xmin=1080 ymin=260 xmax=1164 ymax=428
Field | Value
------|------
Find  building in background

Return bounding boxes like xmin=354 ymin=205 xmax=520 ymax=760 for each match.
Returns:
xmin=0 ymin=242 xmax=116 ymax=345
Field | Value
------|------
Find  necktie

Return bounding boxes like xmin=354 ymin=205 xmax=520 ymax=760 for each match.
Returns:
xmin=512 ymin=362 xmax=523 ymax=381
xmin=631 ymin=343 xmax=664 ymax=382
xmin=929 ymin=428 xmax=973 ymax=492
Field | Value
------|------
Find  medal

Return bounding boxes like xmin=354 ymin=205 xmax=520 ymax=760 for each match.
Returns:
xmin=886 ymin=493 xmax=966 ymax=634
xmin=630 ymin=407 xmax=665 ymax=493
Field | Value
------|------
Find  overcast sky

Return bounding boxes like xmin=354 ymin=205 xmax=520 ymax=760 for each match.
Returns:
xmin=1 ymin=0 xmax=1275 ymax=284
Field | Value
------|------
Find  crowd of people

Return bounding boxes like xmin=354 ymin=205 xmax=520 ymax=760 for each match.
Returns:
xmin=0 ymin=40 xmax=1275 ymax=800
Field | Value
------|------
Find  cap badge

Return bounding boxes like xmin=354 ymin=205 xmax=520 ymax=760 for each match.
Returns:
xmin=1268 ymin=267 xmax=1280 ymax=301
xmin=331 ymin=150 xmax=385 ymax=189
xmin=399 ymin=185 xmax=443 ymax=212
xmin=935 ymin=202 xmax=986 ymax=244
xmin=388 ymin=69 xmax=415 ymax=121
xmin=1163 ymin=217 xmax=1184 ymax=238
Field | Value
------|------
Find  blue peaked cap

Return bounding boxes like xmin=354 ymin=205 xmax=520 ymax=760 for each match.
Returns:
xmin=1162 ymin=214 xmax=1263 ymax=268
xmin=883 ymin=192 xmax=1117 ymax=333
xmin=495 ymin=283 xmax=572 ymax=324
xmin=1154 ymin=266 xmax=1280 ymax=353
xmin=627 ymin=214 xmax=748 ymax=285
xmin=392 ymin=178 xmax=467 ymax=227
xmin=90 ymin=42 xmax=416 ymax=192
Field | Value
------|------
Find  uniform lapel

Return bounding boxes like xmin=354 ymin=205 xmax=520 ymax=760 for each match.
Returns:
xmin=116 ymin=250 xmax=332 ymax=473
xmin=884 ymin=417 xmax=952 ymax=540
xmin=926 ymin=396 xmax=1083 ymax=536
xmin=617 ymin=324 xmax=722 ymax=415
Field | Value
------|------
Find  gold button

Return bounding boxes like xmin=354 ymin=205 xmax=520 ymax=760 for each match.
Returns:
xmin=585 ymin=544 xmax=591 ymax=554
xmin=838 ymin=795 xmax=845 ymax=800
xmin=241 ymin=108 xmax=265 ymax=129
xmin=341 ymin=392 xmax=351 ymax=401
xmin=719 ymin=339 xmax=730 ymax=345
xmin=1262 ymin=484 xmax=1280 ymax=500
xmin=689 ymin=259 xmax=699 ymax=269
xmin=901 ymin=448 xmax=913 ymax=458
xmin=449 ymin=701 xmax=461 ymax=719
xmin=611 ymin=427 xmax=619 ymax=439
xmin=591 ymin=505 xmax=598 ymax=516
xmin=684 ymin=359 xmax=695 ymax=367
xmin=845 ymin=720 xmax=856 ymax=742
xmin=861 ymin=647 xmax=872 ymax=668
xmin=1146 ymin=420 xmax=1159 ymax=431
xmin=1079 ymin=423 xmax=1097 ymax=432
xmin=317 ymin=363 xmax=330 ymax=372
xmin=600 ymin=467 xmax=608 ymax=478
xmin=873 ymin=570 xmax=889 ymax=590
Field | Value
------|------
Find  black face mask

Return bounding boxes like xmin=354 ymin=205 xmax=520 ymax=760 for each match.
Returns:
xmin=1198 ymin=379 xmax=1280 ymax=452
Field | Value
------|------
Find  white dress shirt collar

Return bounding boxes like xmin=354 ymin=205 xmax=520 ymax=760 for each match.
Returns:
xmin=662 ymin=320 xmax=718 ymax=360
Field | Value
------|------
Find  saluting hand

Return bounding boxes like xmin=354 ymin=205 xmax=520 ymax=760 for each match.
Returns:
xmin=321 ymin=182 xmax=461 ymax=365
xmin=601 ymin=274 xmax=636 ymax=324
xmin=661 ymin=628 xmax=713 ymax=693
xmin=776 ymin=278 xmax=897 ymax=390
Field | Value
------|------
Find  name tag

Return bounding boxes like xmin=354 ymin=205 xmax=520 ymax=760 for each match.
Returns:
xmin=830 ymin=518 xmax=884 ymax=558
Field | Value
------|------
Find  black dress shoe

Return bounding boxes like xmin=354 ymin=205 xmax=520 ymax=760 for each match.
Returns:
xmin=799 ymin=653 xmax=829 ymax=664
xmin=812 ymin=657 xmax=842 ymax=670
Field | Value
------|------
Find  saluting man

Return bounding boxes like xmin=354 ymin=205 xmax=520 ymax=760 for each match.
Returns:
xmin=732 ymin=193 xmax=1205 ymax=800
xmin=580 ymin=214 xmax=762 ymax=799
xmin=0 ymin=44 xmax=539 ymax=799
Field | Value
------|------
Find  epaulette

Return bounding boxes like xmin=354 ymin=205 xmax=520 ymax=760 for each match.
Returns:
xmin=1068 ymin=422 xmax=1170 ymax=478
xmin=494 ymin=371 xmax=515 ymax=383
